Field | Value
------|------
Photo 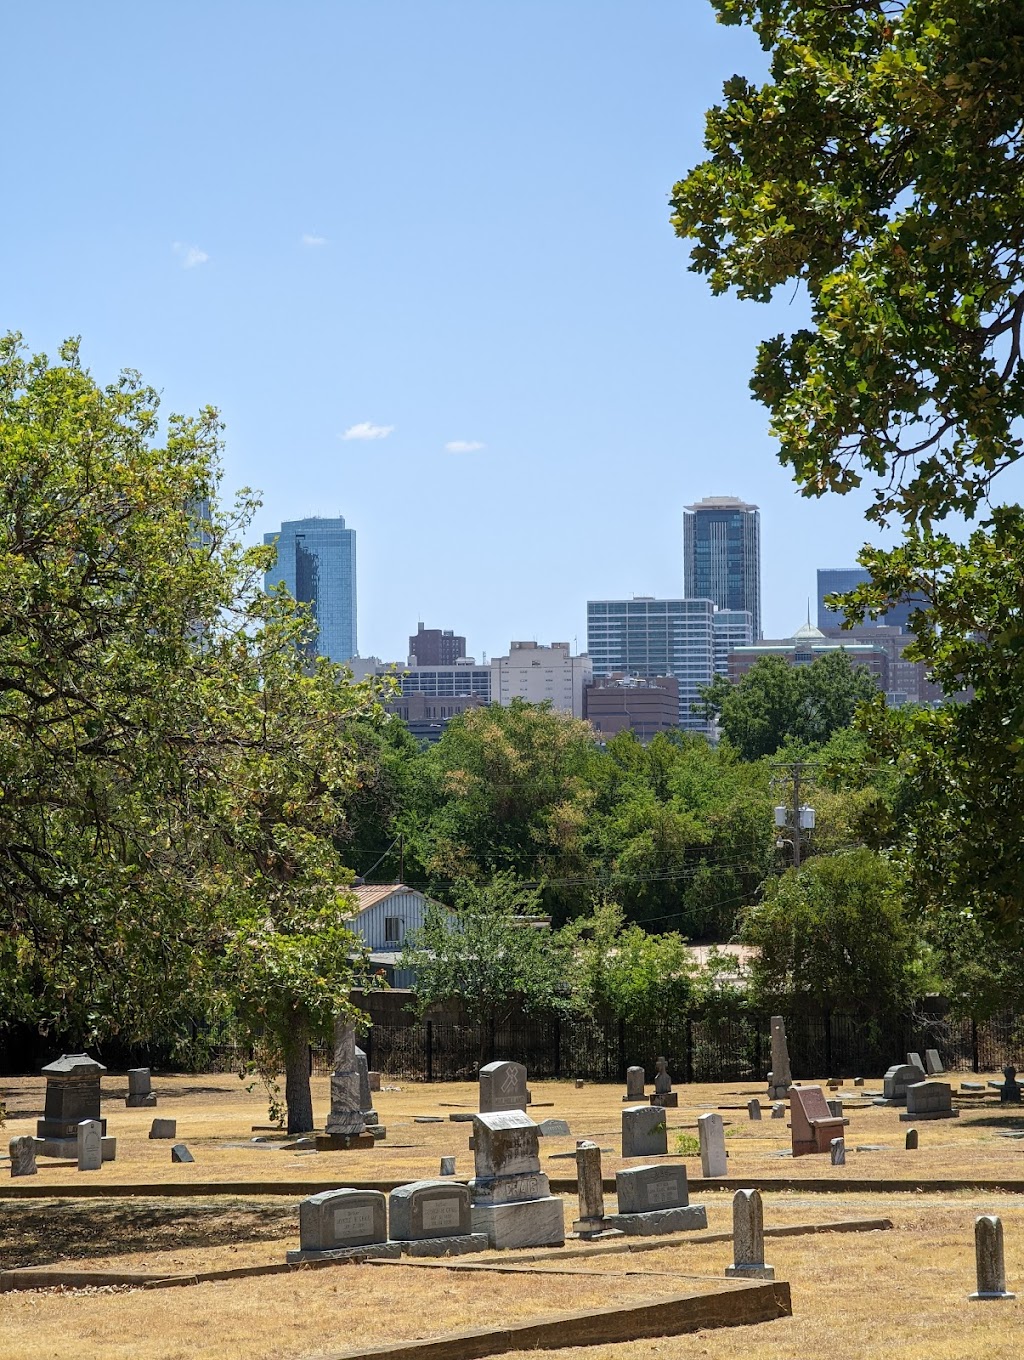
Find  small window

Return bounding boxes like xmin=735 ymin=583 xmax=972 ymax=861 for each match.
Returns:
xmin=384 ymin=916 xmax=404 ymax=943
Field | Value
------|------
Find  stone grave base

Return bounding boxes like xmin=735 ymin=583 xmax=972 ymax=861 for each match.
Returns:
xmin=365 ymin=1125 xmax=388 ymax=1141
xmin=899 ymin=1109 xmax=959 ymax=1121
xmin=286 ymin=1242 xmax=402 ymax=1264
xmin=395 ymin=1233 xmax=490 ymax=1257
xmin=572 ymin=1221 xmax=625 ymax=1240
xmin=101 ymin=1137 xmax=116 ymax=1161
xmin=726 ymin=1263 xmax=776 ymax=1280
xmin=471 ymin=1196 xmax=565 ymax=1249
xmin=650 ymin=1093 xmax=679 ymax=1108
xmin=604 ymin=1204 xmax=708 ymax=1237
xmin=125 ymin=1094 xmax=157 ymax=1108
xmin=871 ymin=1098 xmax=907 ymax=1107
xmin=32 ymin=1137 xmax=78 ymax=1158
xmin=315 ymin=1132 xmax=379 ymax=1151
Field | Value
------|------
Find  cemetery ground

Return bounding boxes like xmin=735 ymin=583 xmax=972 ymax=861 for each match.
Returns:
xmin=2 ymin=1074 xmax=1023 ymax=1358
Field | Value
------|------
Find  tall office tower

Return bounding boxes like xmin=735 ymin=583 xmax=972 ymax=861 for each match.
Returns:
xmin=587 ymin=598 xmax=715 ymax=733
xmin=263 ymin=516 xmax=357 ymax=662
xmin=817 ymin=567 xmax=919 ymax=633
xmin=683 ymin=496 xmax=762 ymax=639
xmin=408 ymin=623 xmax=467 ymax=666
xmin=712 ymin=608 xmax=753 ymax=676
xmin=491 ymin=642 xmax=593 ymax=719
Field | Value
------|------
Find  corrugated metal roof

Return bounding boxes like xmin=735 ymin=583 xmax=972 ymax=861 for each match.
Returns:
xmin=347 ymin=884 xmax=411 ymax=912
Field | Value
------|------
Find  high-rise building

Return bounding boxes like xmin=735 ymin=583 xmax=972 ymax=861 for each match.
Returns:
xmin=683 ymin=496 xmax=762 ymax=639
xmin=817 ymin=567 xmax=921 ymax=633
xmin=712 ymin=609 xmax=753 ymax=676
xmin=491 ymin=642 xmax=592 ymax=718
xmin=587 ymin=597 xmax=716 ymax=732
xmin=408 ymin=623 xmax=466 ymax=667
xmin=263 ymin=516 xmax=357 ymax=662
xmin=585 ymin=675 xmax=680 ymax=741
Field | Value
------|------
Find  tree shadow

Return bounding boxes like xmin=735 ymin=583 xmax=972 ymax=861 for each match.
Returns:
xmin=962 ymin=1113 xmax=1024 ymax=1128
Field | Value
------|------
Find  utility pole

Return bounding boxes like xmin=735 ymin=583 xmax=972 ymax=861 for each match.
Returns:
xmin=791 ymin=761 xmax=802 ymax=869
xmin=772 ymin=761 xmax=816 ymax=869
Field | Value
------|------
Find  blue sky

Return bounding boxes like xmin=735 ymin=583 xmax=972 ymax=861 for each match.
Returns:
xmin=3 ymin=3 xmax=990 ymax=659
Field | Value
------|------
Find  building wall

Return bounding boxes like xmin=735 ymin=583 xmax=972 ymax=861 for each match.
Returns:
xmin=817 ymin=567 xmax=923 ymax=633
xmin=491 ymin=641 xmax=592 ymax=718
xmin=348 ymin=889 xmax=433 ymax=951
xmin=683 ymin=497 xmax=761 ymax=639
xmin=727 ymin=640 xmax=888 ymax=687
xmin=712 ymin=609 xmax=753 ymax=676
xmin=408 ymin=624 xmax=467 ymax=666
xmin=585 ymin=675 xmax=679 ymax=740
xmin=263 ymin=516 xmax=357 ymax=662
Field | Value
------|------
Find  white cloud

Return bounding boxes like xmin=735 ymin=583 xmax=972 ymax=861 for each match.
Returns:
xmin=302 ymin=232 xmax=328 ymax=247
xmin=445 ymin=439 xmax=486 ymax=454
xmin=173 ymin=241 xmax=209 ymax=269
xmin=341 ymin=421 xmax=395 ymax=441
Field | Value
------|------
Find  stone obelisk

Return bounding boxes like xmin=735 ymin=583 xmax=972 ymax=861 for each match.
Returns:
xmin=317 ymin=1019 xmax=373 ymax=1150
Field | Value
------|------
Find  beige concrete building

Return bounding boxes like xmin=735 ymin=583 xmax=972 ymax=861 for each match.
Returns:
xmin=491 ymin=641 xmax=592 ymax=718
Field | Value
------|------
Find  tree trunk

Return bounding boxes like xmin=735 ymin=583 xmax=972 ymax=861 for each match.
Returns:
xmin=282 ymin=1013 xmax=315 ymax=1134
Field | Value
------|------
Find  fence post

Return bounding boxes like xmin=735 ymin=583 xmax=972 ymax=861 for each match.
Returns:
xmin=553 ymin=1014 xmax=561 ymax=1078
xmin=685 ymin=1017 xmax=694 ymax=1084
xmin=972 ymin=1018 xmax=980 ymax=1074
xmin=426 ymin=1020 xmax=434 ymax=1083
xmin=617 ymin=1019 xmax=625 ymax=1081
xmin=364 ymin=1029 xmax=373 ymax=1073
xmin=824 ymin=1009 xmax=833 ymax=1076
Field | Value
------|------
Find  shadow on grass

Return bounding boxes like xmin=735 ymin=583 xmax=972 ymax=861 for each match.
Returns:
xmin=2 ymin=1199 xmax=296 ymax=1271
xmin=962 ymin=1113 xmax=1024 ymax=1128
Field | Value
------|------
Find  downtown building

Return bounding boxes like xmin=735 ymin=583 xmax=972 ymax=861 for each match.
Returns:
xmin=683 ymin=496 xmax=762 ymax=639
xmin=263 ymin=515 xmax=357 ymax=662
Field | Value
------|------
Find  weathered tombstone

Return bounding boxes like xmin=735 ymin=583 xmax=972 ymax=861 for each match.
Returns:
xmin=901 ymin=1080 xmax=959 ymax=1122
xmin=287 ymin=1188 xmax=400 ymax=1262
xmin=101 ymin=1137 xmax=116 ymax=1162
xmin=649 ymin=1056 xmax=678 ymax=1109
xmin=389 ymin=1179 xmax=487 ymax=1256
xmin=697 ymin=1112 xmax=727 ymax=1177
xmin=35 ymin=1054 xmax=107 ymax=1156
xmin=354 ymin=1044 xmax=387 ymax=1141
xmin=907 ymin=1051 xmax=926 ymax=1073
xmin=874 ymin=1063 xmax=926 ymax=1106
xmin=318 ymin=1020 xmax=374 ymax=1150
xmin=925 ymin=1049 xmax=944 ymax=1075
xmin=368 ymin=1070 xmax=382 ymax=1092
xmin=830 ymin=1137 xmax=846 ymax=1166
xmin=479 ymin=1061 xmax=528 ymax=1114
xmin=125 ymin=1068 xmax=157 ymax=1108
xmin=575 ymin=1078 xmax=585 ymax=1089
xmin=624 ymin=1066 xmax=645 ymax=1102
xmin=621 ymin=1105 xmax=668 ymax=1159
xmin=469 ymin=1110 xmax=564 ymax=1248
xmin=77 ymin=1119 xmax=103 ymax=1171
xmin=827 ymin=1097 xmax=844 ymax=1118
xmin=171 ymin=1143 xmax=194 ymax=1163
xmin=607 ymin=1163 xmax=708 ymax=1236
xmin=969 ymin=1215 xmax=1015 ymax=1300
xmin=766 ymin=1016 xmax=792 ymax=1100
xmin=573 ymin=1140 xmax=608 ymax=1238
xmin=537 ymin=1118 xmax=571 ymax=1137
xmin=999 ymin=1065 xmax=1022 ymax=1105
xmin=149 ymin=1118 xmax=177 ymax=1139
xmin=747 ymin=1099 xmax=762 ymax=1122
xmin=853 ymin=1076 xmax=864 ymax=1087
xmin=905 ymin=1128 xmax=919 ymax=1150
xmin=771 ymin=1102 xmax=785 ymax=1119
xmin=725 ymin=1189 xmax=774 ymax=1280
xmin=9 ymin=1136 xmax=37 ymax=1177
xmin=440 ymin=1156 xmax=456 ymax=1176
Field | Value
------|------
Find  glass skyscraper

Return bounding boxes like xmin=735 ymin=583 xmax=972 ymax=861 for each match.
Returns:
xmin=683 ymin=496 xmax=761 ymax=639
xmin=263 ymin=516 xmax=357 ymax=662
xmin=817 ymin=567 xmax=919 ymax=632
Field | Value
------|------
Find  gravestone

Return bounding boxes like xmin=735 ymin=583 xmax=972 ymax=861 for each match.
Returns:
xmin=440 ymin=1156 xmax=456 ymax=1176
xmin=725 ymin=1188 xmax=774 ymax=1279
xmin=624 ymin=1066 xmax=645 ymax=1102
xmin=149 ymin=1118 xmax=177 ymax=1139
xmin=874 ymin=1064 xmax=926 ymax=1106
xmin=318 ymin=1020 xmax=375 ymax=1150
xmin=101 ymin=1137 xmax=117 ymax=1162
xmin=827 ymin=1098 xmax=843 ymax=1118
xmin=368 ymin=1070 xmax=382 ymax=1092
xmin=999 ymin=1066 xmax=1022 ymax=1105
xmin=766 ymin=1016 xmax=792 ymax=1100
xmin=830 ymin=1137 xmax=845 ymax=1166
xmin=287 ymin=1188 xmax=400 ymax=1262
xmin=854 ymin=1076 xmax=864 ymax=1086
xmin=575 ymin=1078 xmax=584 ymax=1089
xmin=901 ymin=1080 xmax=959 ymax=1122
xmin=537 ymin=1119 xmax=571 ymax=1137
xmin=573 ymin=1140 xmax=608 ymax=1238
xmin=969 ymin=1215 xmax=1015 ymax=1300
xmin=171 ymin=1143 xmax=194 ymax=1163
xmin=77 ymin=1119 xmax=103 ymax=1171
xmin=747 ymin=1099 xmax=761 ymax=1121
xmin=905 ymin=1128 xmax=919 ymax=1150
xmin=925 ymin=1049 xmax=944 ymax=1076
xmin=606 ymin=1163 xmax=708 ymax=1236
xmin=9 ymin=1136 xmax=37 ymax=1177
xmin=697 ymin=1112 xmax=727 ymax=1178
xmin=771 ymin=1102 xmax=785 ymax=1119
xmin=621 ymin=1105 xmax=667 ymax=1158
xmin=126 ymin=1068 xmax=157 ymax=1108
xmin=478 ymin=1061 xmax=528 ymax=1114
xmin=389 ymin=1179 xmax=487 ymax=1256
xmin=35 ymin=1054 xmax=107 ymax=1156
xmin=649 ymin=1056 xmax=678 ymax=1109
xmin=354 ymin=1045 xmax=386 ymax=1140
xmin=907 ymin=1052 xmax=927 ymax=1074
xmin=469 ymin=1111 xmax=564 ymax=1248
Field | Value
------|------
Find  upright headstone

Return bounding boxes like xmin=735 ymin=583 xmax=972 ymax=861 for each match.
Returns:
xmin=725 ymin=1189 xmax=774 ymax=1280
xmin=149 ymin=1118 xmax=176 ymax=1139
xmin=969 ymin=1215 xmax=1015 ymax=1300
xmin=747 ymin=1099 xmax=762 ymax=1121
xmin=125 ymin=1068 xmax=157 ymax=1108
xmin=171 ymin=1143 xmax=194 ymax=1163
xmin=830 ymin=1137 xmax=845 ymax=1166
xmin=874 ymin=1064 xmax=926 ymax=1106
xmin=999 ymin=1066 xmax=1022 ymax=1105
xmin=9 ymin=1136 xmax=37 ymax=1177
xmin=35 ymin=1054 xmax=107 ymax=1156
xmin=440 ymin=1156 xmax=456 ymax=1176
xmin=925 ymin=1049 xmax=944 ymax=1075
xmin=354 ymin=1044 xmax=387 ymax=1140
xmin=905 ymin=1128 xmax=919 ymax=1150
xmin=624 ymin=1066 xmax=645 ymax=1102
xmin=287 ymin=1189 xmax=400 ymax=1262
xmin=766 ymin=1016 xmax=792 ymax=1100
xmin=478 ymin=1061 xmax=528 ymax=1114
xmin=607 ymin=1164 xmax=708 ymax=1236
xmin=650 ymin=1056 xmax=678 ymax=1108
xmin=77 ymin=1119 xmax=103 ymax=1171
xmin=621 ymin=1105 xmax=668 ymax=1158
xmin=907 ymin=1052 xmax=926 ymax=1074
xmin=827 ymin=1097 xmax=844 ymax=1118
xmin=318 ymin=1019 xmax=372 ymax=1150
xmin=469 ymin=1111 xmax=564 ymax=1248
xmin=771 ymin=1102 xmax=785 ymax=1119
xmin=902 ymin=1080 xmax=958 ymax=1121
xmin=389 ymin=1179 xmax=487 ymax=1256
xmin=573 ymin=1140 xmax=607 ymax=1238
xmin=697 ymin=1112 xmax=727 ymax=1178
